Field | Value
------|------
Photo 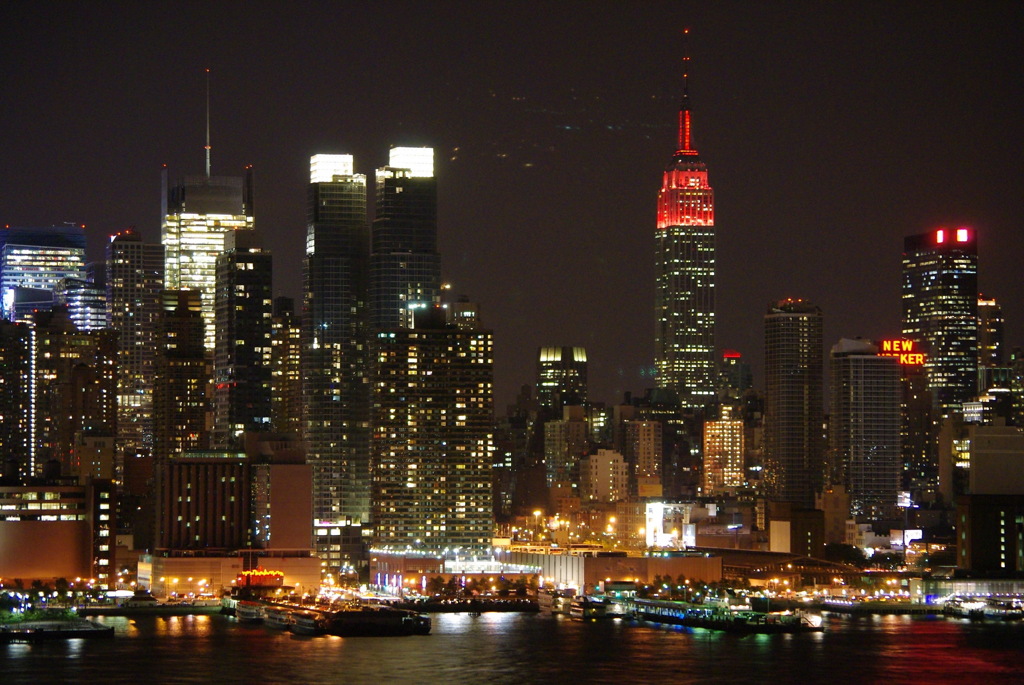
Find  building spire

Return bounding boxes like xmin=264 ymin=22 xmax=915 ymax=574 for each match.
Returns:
xmin=205 ymin=68 xmax=211 ymax=178
xmin=677 ymin=28 xmax=697 ymax=155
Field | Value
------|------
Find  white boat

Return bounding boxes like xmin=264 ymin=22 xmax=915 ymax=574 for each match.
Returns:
xmin=288 ymin=610 xmax=327 ymax=636
xmin=235 ymin=601 xmax=266 ymax=623
xmin=264 ymin=607 xmax=294 ymax=629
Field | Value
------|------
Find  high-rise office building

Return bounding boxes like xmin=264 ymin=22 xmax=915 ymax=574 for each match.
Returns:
xmin=718 ymin=350 xmax=753 ymax=402
xmin=977 ymin=295 xmax=1004 ymax=369
xmin=902 ymin=227 xmax=978 ymax=416
xmin=654 ymin=55 xmax=715 ymax=409
xmin=0 ymin=225 xmax=87 ymax=321
xmin=106 ymin=229 xmax=165 ymax=465
xmin=623 ymin=419 xmax=663 ymax=497
xmin=370 ymin=147 xmax=439 ymax=330
xmin=370 ymin=305 xmax=494 ymax=556
xmin=703 ymin=405 xmax=745 ymax=496
xmin=269 ymin=297 xmax=303 ymax=436
xmin=0 ymin=320 xmax=31 ymax=475
xmin=55 ymin=261 xmax=106 ymax=332
xmin=763 ymin=299 xmax=824 ymax=507
xmin=543 ymin=406 xmax=591 ymax=491
xmin=152 ymin=290 xmax=209 ymax=467
xmin=18 ymin=308 xmax=117 ymax=479
xmin=162 ymin=168 xmax=255 ymax=350
xmin=536 ymin=346 xmax=588 ymax=413
xmin=302 ymin=154 xmax=370 ymax=525
xmin=213 ymin=230 xmax=273 ymax=448
xmin=829 ymin=339 xmax=901 ymax=520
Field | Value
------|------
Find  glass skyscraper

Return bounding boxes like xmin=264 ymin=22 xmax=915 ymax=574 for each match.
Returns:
xmin=370 ymin=147 xmax=439 ymax=330
xmin=303 ymin=154 xmax=371 ymax=528
xmin=763 ymin=299 xmax=824 ymax=507
xmin=162 ymin=168 xmax=255 ymax=350
xmin=213 ymin=229 xmax=273 ymax=448
xmin=829 ymin=338 xmax=901 ymax=520
xmin=654 ymin=64 xmax=715 ymax=410
xmin=902 ymin=227 xmax=978 ymax=416
xmin=0 ymin=225 xmax=87 ymax=321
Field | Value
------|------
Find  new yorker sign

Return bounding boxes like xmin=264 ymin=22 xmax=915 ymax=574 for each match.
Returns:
xmin=879 ymin=339 xmax=925 ymax=366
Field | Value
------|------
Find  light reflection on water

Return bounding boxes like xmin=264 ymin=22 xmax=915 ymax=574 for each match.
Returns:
xmin=3 ymin=611 xmax=1023 ymax=684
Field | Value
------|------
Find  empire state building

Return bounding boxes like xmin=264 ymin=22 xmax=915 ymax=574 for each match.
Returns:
xmin=654 ymin=49 xmax=715 ymax=409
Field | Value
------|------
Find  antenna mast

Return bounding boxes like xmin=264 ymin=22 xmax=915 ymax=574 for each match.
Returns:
xmin=205 ymin=68 xmax=211 ymax=178
xmin=678 ymin=28 xmax=693 ymax=153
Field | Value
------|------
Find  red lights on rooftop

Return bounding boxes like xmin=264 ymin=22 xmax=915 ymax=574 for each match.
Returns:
xmin=934 ymin=226 xmax=971 ymax=244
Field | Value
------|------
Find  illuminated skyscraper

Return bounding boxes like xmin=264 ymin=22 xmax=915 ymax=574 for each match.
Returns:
xmin=902 ymin=227 xmax=978 ymax=416
xmin=763 ymin=299 xmax=824 ymax=507
xmin=654 ymin=49 xmax=715 ymax=409
xmin=302 ymin=154 xmax=370 ymax=526
xmin=162 ymin=168 xmax=255 ymax=350
xmin=370 ymin=147 xmax=439 ymax=330
xmin=370 ymin=305 xmax=494 ymax=556
xmin=106 ymin=229 xmax=165 ymax=466
xmin=213 ymin=229 xmax=273 ymax=447
xmin=977 ymin=295 xmax=1004 ymax=369
xmin=0 ymin=225 xmax=87 ymax=321
xmin=829 ymin=339 xmax=901 ymax=520
xmin=269 ymin=297 xmax=303 ymax=436
xmin=152 ymin=290 xmax=209 ymax=467
xmin=536 ymin=346 xmax=588 ymax=413
xmin=703 ymin=405 xmax=745 ymax=496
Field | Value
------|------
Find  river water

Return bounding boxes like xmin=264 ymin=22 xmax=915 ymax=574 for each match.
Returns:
xmin=3 ymin=611 xmax=1022 ymax=683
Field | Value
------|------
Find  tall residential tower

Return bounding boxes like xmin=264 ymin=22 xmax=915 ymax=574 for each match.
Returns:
xmin=369 ymin=147 xmax=439 ymax=330
xmin=763 ymin=299 xmax=824 ymax=507
xmin=302 ymin=154 xmax=370 ymax=525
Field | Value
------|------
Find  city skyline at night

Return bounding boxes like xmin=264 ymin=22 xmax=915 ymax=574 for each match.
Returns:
xmin=1 ymin=2 xmax=1020 ymax=408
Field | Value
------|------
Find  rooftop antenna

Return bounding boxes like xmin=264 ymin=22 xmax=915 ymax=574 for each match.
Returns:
xmin=205 ymin=68 xmax=211 ymax=178
xmin=678 ymin=28 xmax=696 ymax=155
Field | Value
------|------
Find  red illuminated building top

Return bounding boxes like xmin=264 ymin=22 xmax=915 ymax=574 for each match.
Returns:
xmin=657 ymin=30 xmax=713 ymax=230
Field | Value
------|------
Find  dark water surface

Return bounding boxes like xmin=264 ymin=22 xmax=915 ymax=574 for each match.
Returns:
xmin=3 ymin=611 xmax=1022 ymax=684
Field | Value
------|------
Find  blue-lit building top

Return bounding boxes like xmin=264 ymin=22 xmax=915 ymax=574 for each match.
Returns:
xmin=0 ymin=225 xmax=87 ymax=321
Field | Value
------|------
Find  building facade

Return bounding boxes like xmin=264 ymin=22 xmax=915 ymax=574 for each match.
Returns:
xmin=0 ymin=225 xmax=87 ymax=321
xmin=536 ymin=346 xmax=588 ymax=414
xmin=162 ymin=169 xmax=255 ymax=350
xmin=829 ymin=339 xmax=901 ymax=520
xmin=763 ymin=299 xmax=824 ymax=507
xmin=654 ymin=65 xmax=715 ymax=410
xmin=213 ymin=229 xmax=273 ymax=448
xmin=369 ymin=147 xmax=439 ymax=330
xmin=269 ymin=297 xmax=303 ymax=436
xmin=370 ymin=306 xmax=494 ymax=556
xmin=106 ymin=229 xmax=165 ymax=466
xmin=152 ymin=290 xmax=209 ymax=467
xmin=302 ymin=154 xmax=370 ymax=526
xmin=902 ymin=227 xmax=978 ymax=416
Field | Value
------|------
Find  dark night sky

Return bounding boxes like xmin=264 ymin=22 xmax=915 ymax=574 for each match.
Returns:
xmin=2 ymin=1 xmax=1021 ymax=409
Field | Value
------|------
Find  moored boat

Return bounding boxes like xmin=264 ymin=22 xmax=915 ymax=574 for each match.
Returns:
xmin=326 ymin=605 xmax=431 ymax=637
xmin=235 ymin=600 xmax=266 ymax=624
xmin=288 ymin=610 xmax=327 ymax=636
xmin=264 ymin=607 xmax=295 ymax=630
